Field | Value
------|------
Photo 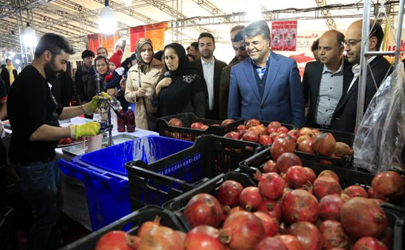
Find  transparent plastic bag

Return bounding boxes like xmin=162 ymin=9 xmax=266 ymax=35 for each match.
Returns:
xmin=353 ymin=62 xmax=405 ymax=173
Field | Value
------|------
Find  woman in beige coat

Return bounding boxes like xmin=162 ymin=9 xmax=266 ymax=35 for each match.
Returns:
xmin=125 ymin=38 xmax=164 ymax=130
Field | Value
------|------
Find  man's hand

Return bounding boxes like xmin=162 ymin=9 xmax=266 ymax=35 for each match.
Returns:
xmin=69 ymin=122 xmax=101 ymax=140
xmin=83 ymin=92 xmax=112 ymax=115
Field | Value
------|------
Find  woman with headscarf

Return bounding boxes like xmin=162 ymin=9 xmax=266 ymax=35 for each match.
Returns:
xmin=86 ymin=56 xmax=110 ymax=101
xmin=0 ymin=59 xmax=18 ymax=94
xmin=125 ymin=38 xmax=163 ymax=130
xmin=152 ymin=43 xmax=207 ymax=118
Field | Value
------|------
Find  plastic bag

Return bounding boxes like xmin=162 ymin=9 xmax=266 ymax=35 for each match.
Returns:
xmin=353 ymin=62 xmax=405 ymax=173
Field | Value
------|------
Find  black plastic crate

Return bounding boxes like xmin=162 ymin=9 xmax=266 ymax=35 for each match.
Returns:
xmin=58 ymin=205 xmax=185 ymax=250
xmin=163 ymin=172 xmax=256 ymax=231
xmin=380 ymin=203 xmax=405 ymax=250
xmin=158 ymin=112 xmax=244 ymax=141
xmin=0 ymin=206 xmax=13 ymax=250
xmin=125 ymin=135 xmax=260 ymax=211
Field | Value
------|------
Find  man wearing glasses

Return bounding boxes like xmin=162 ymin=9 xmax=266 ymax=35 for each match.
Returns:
xmin=219 ymin=29 xmax=248 ymax=119
xmin=227 ymin=20 xmax=305 ymax=127
xmin=330 ymin=20 xmax=392 ymax=133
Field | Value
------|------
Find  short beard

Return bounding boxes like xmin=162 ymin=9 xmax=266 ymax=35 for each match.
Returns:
xmin=44 ymin=58 xmax=61 ymax=78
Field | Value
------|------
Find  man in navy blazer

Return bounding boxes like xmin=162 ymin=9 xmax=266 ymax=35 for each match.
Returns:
xmin=227 ymin=21 xmax=305 ymax=127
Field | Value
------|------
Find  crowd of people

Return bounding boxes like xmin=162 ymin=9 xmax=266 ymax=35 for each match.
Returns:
xmin=0 ymin=18 xmax=395 ymax=250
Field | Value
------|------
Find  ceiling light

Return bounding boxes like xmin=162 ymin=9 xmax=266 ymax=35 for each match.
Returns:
xmin=15 ymin=59 xmax=21 ymax=64
xmin=245 ymin=0 xmax=264 ymax=21
xmin=124 ymin=0 xmax=132 ymax=7
xmin=99 ymin=0 xmax=117 ymax=35
xmin=22 ymin=23 xmax=37 ymax=48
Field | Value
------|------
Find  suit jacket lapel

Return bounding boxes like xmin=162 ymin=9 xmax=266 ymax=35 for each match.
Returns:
xmin=262 ymin=52 xmax=280 ymax=104
xmin=242 ymin=60 xmax=261 ymax=102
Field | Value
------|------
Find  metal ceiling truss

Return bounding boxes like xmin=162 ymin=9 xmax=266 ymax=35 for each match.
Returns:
xmin=191 ymin=0 xmax=236 ymax=27
xmin=314 ymin=0 xmax=337 ymax=29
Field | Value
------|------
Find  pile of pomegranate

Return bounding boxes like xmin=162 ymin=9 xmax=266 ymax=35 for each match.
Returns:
xmin=168 ymin=118 xmax=235 ymax=131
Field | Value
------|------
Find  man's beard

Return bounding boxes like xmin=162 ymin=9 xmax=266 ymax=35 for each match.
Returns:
xmin=44 ymin=59 xmax=62 ymax=78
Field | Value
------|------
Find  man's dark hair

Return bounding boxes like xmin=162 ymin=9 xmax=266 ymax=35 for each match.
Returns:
xmin=190 ymin=42 xmax=198 ymax=50
xmin=5 ymin=58 xmax=11 ymax=63
xmin=233 ymin=30 xmax=244 ymax=43
xmin=231 ymin=25 xmax=245 ymax=34
xmin=370 ymin=21 xmax=384 ymax=51
xmin=34 ymin=33 xmax=74 ymax=58
xmin=198 ymin=32 xmax=215 ymax=45
xmin=186 ymin=46 xmax=190 ymax=50
xmin=243 ymin=21 xmax=270 ymax=41
xmin=311 ymin=39 xmax=319 ymax=52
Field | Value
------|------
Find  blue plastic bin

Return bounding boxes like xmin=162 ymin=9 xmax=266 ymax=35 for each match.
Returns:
xmin=58 ymin=136 xmax=192 ymax=231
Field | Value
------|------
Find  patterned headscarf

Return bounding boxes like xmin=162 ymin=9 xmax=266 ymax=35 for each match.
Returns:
xmin=136 ymin=38 xmax=154 ymax=73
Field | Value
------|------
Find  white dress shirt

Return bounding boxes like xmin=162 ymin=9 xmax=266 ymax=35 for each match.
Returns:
xmin=201 ymin=57 xmax=215 ymax=110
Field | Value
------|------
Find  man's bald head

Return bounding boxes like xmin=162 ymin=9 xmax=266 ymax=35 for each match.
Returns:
xmin=318 ymin=29 xmax=345 ymax=68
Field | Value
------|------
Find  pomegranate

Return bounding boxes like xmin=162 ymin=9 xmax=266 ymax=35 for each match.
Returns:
xmin=270 ymin=132 xmax=280 ymax=141
xmin=176 ymin=230 xmax=186 ymax=242
xmin=254 ymin=211 xmax=279 ymax=237
xmin=246 ymin=119 xmax=261 ymax=128
xmin=168 ymin=118 xmax=183 ymax=127
xmin=255 ymin=171 xmax=285 ymax=200
xmin=319 ymin=194 xmax=344 ymax=221
xmin=271 ymin=138 xmax=296 ymax=161
xmin=257 ymin=200 xmax=282 ymax=222
xmin=340 ymin=197 xmax=387 ymax=238
xmin=268 ymin=121 xmax=282 ymax=129
xmin=183 ymin=193 xmax=223 ymax=228
xmin=95 ymin=231 xmax=139 ymax=250
xmin=285 ymin=165 xmax=309 ymax=188
xmin=243 ymin=130 xmax=260 ymax=143
xmin=304 ymin=167 xmax=316 ymax=184
xmin=340 ymin=193 xmax=351 ymax=203
xmin=298 ymin=140 xmax=315 ymax=154
xmin=254 ymin=237 xmax=287 ymax=250
xmin=220 ymin=211 xmax=265 ymax=250
xmin=201 ymin=125 xmax=209 ymax=131
xmin=312 ymin=133 xmax=336 ymax=156
xmin=342 ymin=185 xmax=368 ymax=198
xmin=237 ymin=125 xmax=247 ymax=137
xmin=352 ymin=237 xmax=388 ymax=250
xmin=257 ymin=124 xmax=267 ymax=135
xmin=138 ymin=216 xmax=160 ymax=238
xmin=263 ymin=159 xmax=278 ymax=173
xmin=266 ymin=126 xmax=278 ymax=135
xmin=313 ymin=176 xmax=342 ymax=199
xmin=281 ymin=189 xmax=319 ymax=224
xmin=275 ymin=235 xmax=304 ymax=250
xmin=239 ymin=186 xmax=263 ymax=211
xmin=228 ymin=206 xmax=245 ymax=216
xmin=371 ymin=171 xmax=405 ymax=201
xmin=296 ymin=135 xmax=312 ymax=145
xmin=221 ymin=119 xmax=235 ymax=126
xmin=138 ymin=226 xmax=184 ymax=250
xmin=287 ymin=222 xmax=322 ymax=250
xmin=277 ymin=126 xmax=289 ymax=134
xmin=259 ymin=134 xmax=273 ymax=145
xmin=299 ymin=127 xmax=314 ymax=138
xmin=367 ymin=187 xmax=387 ymax=200
xmin=224 ymin=131 xmax=239 ymax=140
xmin=184 ymin=225 xmax=226 ymax=250
xmin=318 ymin=170 xmax=340 ymax=183
xmin=217 ymin=180 xmax=243 ymax=208
xmin=379 ymin=227 xmax=393 ymax=249
xmin=275 ymin=152 xmax=303 ymax=173
xmin=191 ymin=122 xmax=204 ymax=129
xmin=334 ymin=142 xmax=353 ymax=158
xmin=319 ymin=220 xmax=350 ymax=250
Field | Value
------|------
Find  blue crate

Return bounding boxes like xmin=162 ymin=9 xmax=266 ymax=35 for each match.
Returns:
xmin=58 ymin=136 xmax=192 ymax=231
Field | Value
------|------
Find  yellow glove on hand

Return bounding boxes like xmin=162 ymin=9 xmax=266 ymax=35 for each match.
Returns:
xmin=83 ymin=92 xmax=112 ymax=115
xmin=69 ymin=122 xmax=101 ymax=140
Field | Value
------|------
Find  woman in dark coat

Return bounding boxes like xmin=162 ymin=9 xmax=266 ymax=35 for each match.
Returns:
xmin=152 ymin=43 xmax=207 ymax=118
xmin=86 ymin=56 xmax=110 ymax=100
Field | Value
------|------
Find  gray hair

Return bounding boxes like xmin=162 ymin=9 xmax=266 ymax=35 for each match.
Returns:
xmin=242 ymin=21 xmax=271 ymax=41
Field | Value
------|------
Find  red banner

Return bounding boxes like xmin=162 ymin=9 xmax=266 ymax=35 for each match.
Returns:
xmin=271 ymin=21 xmax=297 ymax=51
xmin=87 ymin=33 xmax=120 ymax=57
xmin=130 ymin=22 xmax=167 ymax=52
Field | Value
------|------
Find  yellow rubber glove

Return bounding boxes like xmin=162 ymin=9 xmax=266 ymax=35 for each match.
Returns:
xmin=83 ymin=92 xmax=112 ymax=115
xmin=69 ymin=122 xmax=101 ymax=140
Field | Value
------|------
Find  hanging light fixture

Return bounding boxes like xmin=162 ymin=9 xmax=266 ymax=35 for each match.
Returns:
xmin=22 ymin=23 xmax=37 ymax=48
xmin=99 ymin=0 xmax=118 ymax=35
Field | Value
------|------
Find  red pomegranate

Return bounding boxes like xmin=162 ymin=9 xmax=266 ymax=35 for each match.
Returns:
xmin=319 ymin=220 xmax=350 ymax=250
xmin=191 ymin=122 xmax=204 ymax=129
xmin=227 ymin=206 xmax=245 ymax=218
xmin=340 ymin=197 xmax=387 ymax=238
xmin=367 ymin=187 xmax=387 ymax=200
xmin=263 ymin=159 xmax=278 ymax=173
xmin=254 ymin=237 xmax=287 ymax=250
xmin=313 ymin=176 xmax=342 ymax=199
xmin=304 ymin=167 xmax=316 ymax=184
xmin=257 ymin=200 xmax=282 ymax=222
xmin=271 ymin=138 xmax=296 ymax=161
xmin=220 ymin=211 xmax=265 ymax=250
xmin=138 ymin=226 xmax=184 ymax=250
xmin=298 ymin=140 xmax=315 ymax=154
xmin=334 ymin=142 xmax=353 ymax=158
xmin=184 ymin=225 xmax=226 ymax=250
xmin=259 ymin=135 xmax=273 ymax=145
xmin=137 ymin=216 xmax=161 ymax=238
xmin=183 ymin=193 xmax=224 ymax=228
xmin=275 ymin=152 xmax=303 ymax=173
xmin=296 ymin=135 xmax=312 ymax=145
xmin=312 ymin=133 xmax=336 ymax=157
xmin=281 ymin=189 xmax=319 ymax=224
xmin=299 ymin=127 xmax=314 ymax=138
xmin=340 ymin=193 xmax=351 ymax=203
xmin=224 ymin=131 xmax=240 ymax=140
xmin=217 ymin=180 xmax=243 ymax=207
xmin=243 ymin=130 xmax=260 ymax=143
xmin=319 ymin=194 xmax=344 ymax=221
xmin=221 ymin=119 xmax=235 ymax=126
xmin=268 ymin=121 xmax=282 ymax=129
xmin=237 ymin=125 xmax=247 ymax=137
xmin=285 ymin=165 xmax=309 ymax=188
xmin=275 ymin=235 xmax=304 ymax=250
xmin=239 ymin=186 xmax=263 ymax=211
xmin=254 ymin=211 xmax=280 ymax=237
xmin=379 ymin=227 xmax=393 ymax=249
xmin=266 ymin=126 xmax=278 ymax=135
xmin=95 ymin=231 xmax=139 ymax=250
xmin=352 ymin=237 xmax=388 ymax=250
xmin=168 ymin=118 xmax=183 ymax=127
xmin=277 ymin=126 xmax=289 ymax=134
xmin=287 ymin=222 xmax=322 ymax=250
xmin=342 ymin=185 xmax=368 ymax=198
xmin=371 ymin=171 xmax=405 ymax=201
xmin=318 ymin=170 xmax=340 ymax=183
xmin=246 ymin=119 xmax=261 ymax=128
xmin=255 ymin=171 xmax=285 ymax=200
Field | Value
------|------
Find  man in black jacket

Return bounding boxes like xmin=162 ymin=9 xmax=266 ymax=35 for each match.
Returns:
xmin=75 ymin=50 xmax=94 ymax=103
xmin=330 ymin=20 xmax=392 ymax=133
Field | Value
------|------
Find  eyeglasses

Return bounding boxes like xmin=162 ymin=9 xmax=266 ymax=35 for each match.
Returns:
xmin=343 ymin=39 xmax=362 ymax=47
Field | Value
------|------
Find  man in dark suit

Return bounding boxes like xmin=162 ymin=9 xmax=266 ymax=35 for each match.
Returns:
xmin=228 ymin=21 xmax=305 ymax=127
xmin=330 ymin=20 xmax=392 ymax=133
xmin=303 ymin=30 xmax=353 ymax=128
xmin=219 ymin=30 xmax=248 ymax=119
xmin=190 ymin=33 xmax=227 ymax=119
xmin=228 ymin=25 xmax=245 ymax=65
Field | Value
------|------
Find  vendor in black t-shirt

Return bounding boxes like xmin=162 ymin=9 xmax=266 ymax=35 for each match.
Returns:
xmin=7 ymin=33 xmax=110 ymax=250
